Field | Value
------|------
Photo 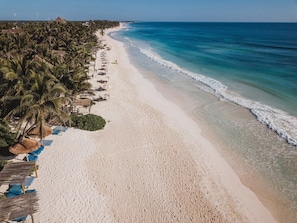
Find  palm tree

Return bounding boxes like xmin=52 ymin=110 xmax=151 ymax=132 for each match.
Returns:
xmin=31 ymin=73 xmax=69 ymax=144
xmin=1 ymin=56 xmax=69 ymax=143
xmin=0 ymin=33 xmax=15 ymax=59
xmin=0 ymin=19 xmax=120 ymax=137
xmin=7 ymin=70 xmax=69 ymax=144
xmin=0 ymin=55 xmax=37 ymax=118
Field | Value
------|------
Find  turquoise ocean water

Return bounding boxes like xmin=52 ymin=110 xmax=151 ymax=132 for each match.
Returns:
xmin=110 ymin=22 xmax=297 ymax=222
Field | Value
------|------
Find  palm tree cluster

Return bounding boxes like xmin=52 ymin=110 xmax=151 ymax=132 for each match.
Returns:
xmin=0 ymin=19 xmax=119 ymax=147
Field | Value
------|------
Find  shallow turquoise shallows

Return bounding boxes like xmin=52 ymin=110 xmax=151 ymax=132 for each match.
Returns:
xmin=110 ymin=22 xmax=297 ymax=222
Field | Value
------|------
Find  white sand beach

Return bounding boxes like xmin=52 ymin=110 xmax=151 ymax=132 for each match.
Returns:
xmin=32 ymin=26 xmax=277 ymax=223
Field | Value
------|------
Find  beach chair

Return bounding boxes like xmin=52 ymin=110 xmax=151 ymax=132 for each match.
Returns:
xmin=97 ymin=79 xmax=108 ymax=83
xmin=22 ymin=176 xmax=35 ymax=188
xmin=43 ymin=139 xmax=54 ymax=146
xmin=7 ymin=185 xmax=22 ymax=196
xmin=6 ymin=177 xmax=35 ymax=198
xmin=27 ymin=154 xmax=38 ymax=161
xmin=52 ymin=128 xmax=61 ymax=135
xmin=12 ymin=215 xmax=27 ymax=222
xmin=95 ymin=86 xmax=107 ymax=91
xmin=12 ymin=176 xmax=34 ymax=187
xmin=24 ymin=189 xmax=36 ymax=194
xmin=61 ymin=126 xmax=68 ymax=132
xmin=6 ymin=189 xmax=36 ymax=198
xmin=29 ymin=145 xmax=44 ymax=155
xmin=93 ymin=95 xmax=107 ymax=102
xmin=97 ymin=71 xmax=106 ymax=75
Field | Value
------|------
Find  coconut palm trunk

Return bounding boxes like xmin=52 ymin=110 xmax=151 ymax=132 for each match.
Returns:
xmin=38 ymin=109 xmax=44 ymax=146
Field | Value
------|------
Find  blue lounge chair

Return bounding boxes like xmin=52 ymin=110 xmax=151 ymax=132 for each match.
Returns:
xmin=61 ymin=126 xmax=68 ymax=132
xmin=30 ymin=145 xmax=44 ymax=155
xmin=6 ymin=191 xmax=21 ymax=198
xmin=8 ymin=185 xmax=22 ymax=196
xmin=6 ymin=189 xmax=36 ymax=198
xmin=52 ymin=128 xmax=61 ymax=135
xmin=43 ymin=139 xmax=53 ymax=146
xmin=25 ymin=189 xmax=36 ymax=193
xmin=9 ymin=184 xmax=22 ymax=191
xmin=23 ymin=176 xmax=34 ymax=187
xmin=12 ymin=215 xmax=27 ymax=222
xmin=27 ymin=154 xmax=38 ymax=161
xmin=9 ymin=176 xmax=34 ymax=190
xmin=53 ymin=126 xmax=68 ymax=132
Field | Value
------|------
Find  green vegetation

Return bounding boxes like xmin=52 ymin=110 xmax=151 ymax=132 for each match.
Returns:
xmin=0 ymin=19 xmax=118 ymax=144
xmin=0 ymin=160 xmax=8 ymax=171
xmin=0 ymin=118 xmax=17 ymax=148
xmin=70 ymin=114 xmax=106 ymax=131
xmin=0 ymin=118 xmax=17 ymax=157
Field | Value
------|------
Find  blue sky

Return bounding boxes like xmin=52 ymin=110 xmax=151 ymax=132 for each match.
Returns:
xmin=0 ymin=0 xmax=297 ymax=22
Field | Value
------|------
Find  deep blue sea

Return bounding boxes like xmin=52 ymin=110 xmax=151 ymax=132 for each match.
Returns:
xmin=110 ymin=22 xmax=297 ymax=222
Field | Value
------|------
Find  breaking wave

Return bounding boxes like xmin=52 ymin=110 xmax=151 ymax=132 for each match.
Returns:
xmin=138 ymin=46 xmax=297 ymax=146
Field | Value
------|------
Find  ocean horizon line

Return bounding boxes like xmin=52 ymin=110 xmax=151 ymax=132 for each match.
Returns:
xmin=1 ymin=19 xmax=297 ymax=24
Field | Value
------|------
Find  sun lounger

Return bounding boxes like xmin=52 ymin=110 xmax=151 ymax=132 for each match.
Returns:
xmin=6 ymin=189 xmax=22 ymax=198
xmin=27 ymin=154 xmax=38 ymax=161
xmin=43 ymin=139 xmax=53 ymax=146
xmin=23 ymin=176 xmax=34 ymax=187
xmin=52 ymin=126 xmax=68 ymax=135
xmin=97 ymin=72 xmax=106 ymax=75
xmin=6 ymin=193 xmax=19 ymax=198
xmin=6 ymin=189 xmax=36 ymax=198
xmin=12 ymin=215 xmax=27 ymax=222
xmin=95 ymin=86 xmax=107 ymax=91
xmin=29 ymin=145 xmax=44 ymax=155
xmin=52 ymin=128 xmax=61 ymax=135
xmin=97 ymin=79 xmax=108 ymax=83
xmin=54 ymin=126 xmax=68 ymax=132
xmin=93 ymin=95 xmax=107 ymax=102
xmin=7 ymin=177 xmax=35 ymax=197
xmin=24 ymin=189 xmax=36 ymax=193
xmin=8 ymin=185 xmax=22 ymax=196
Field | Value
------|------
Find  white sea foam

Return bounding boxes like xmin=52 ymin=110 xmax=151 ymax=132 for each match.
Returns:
xmin=138 ymin=47 xmax=297 ymax=146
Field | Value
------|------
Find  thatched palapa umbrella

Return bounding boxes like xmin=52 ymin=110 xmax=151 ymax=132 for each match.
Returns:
xmin=73 ymin=98 xmax=92 ymax=107
xmin=9 ymin=138 xmax=40 ymax=155
xmin=28 ymin=126 xmax=53 ymax=138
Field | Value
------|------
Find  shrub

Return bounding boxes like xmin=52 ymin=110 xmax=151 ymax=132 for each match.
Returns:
xmin=0 ymin=160 xmax=8 ymax=171
xmin=70 ymin=114 xmax=106 ymax=131
xmin=0 ymin=118 xmax=17 ymax=148
xmin=0 ymin=118 xmax=17 ymax=157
